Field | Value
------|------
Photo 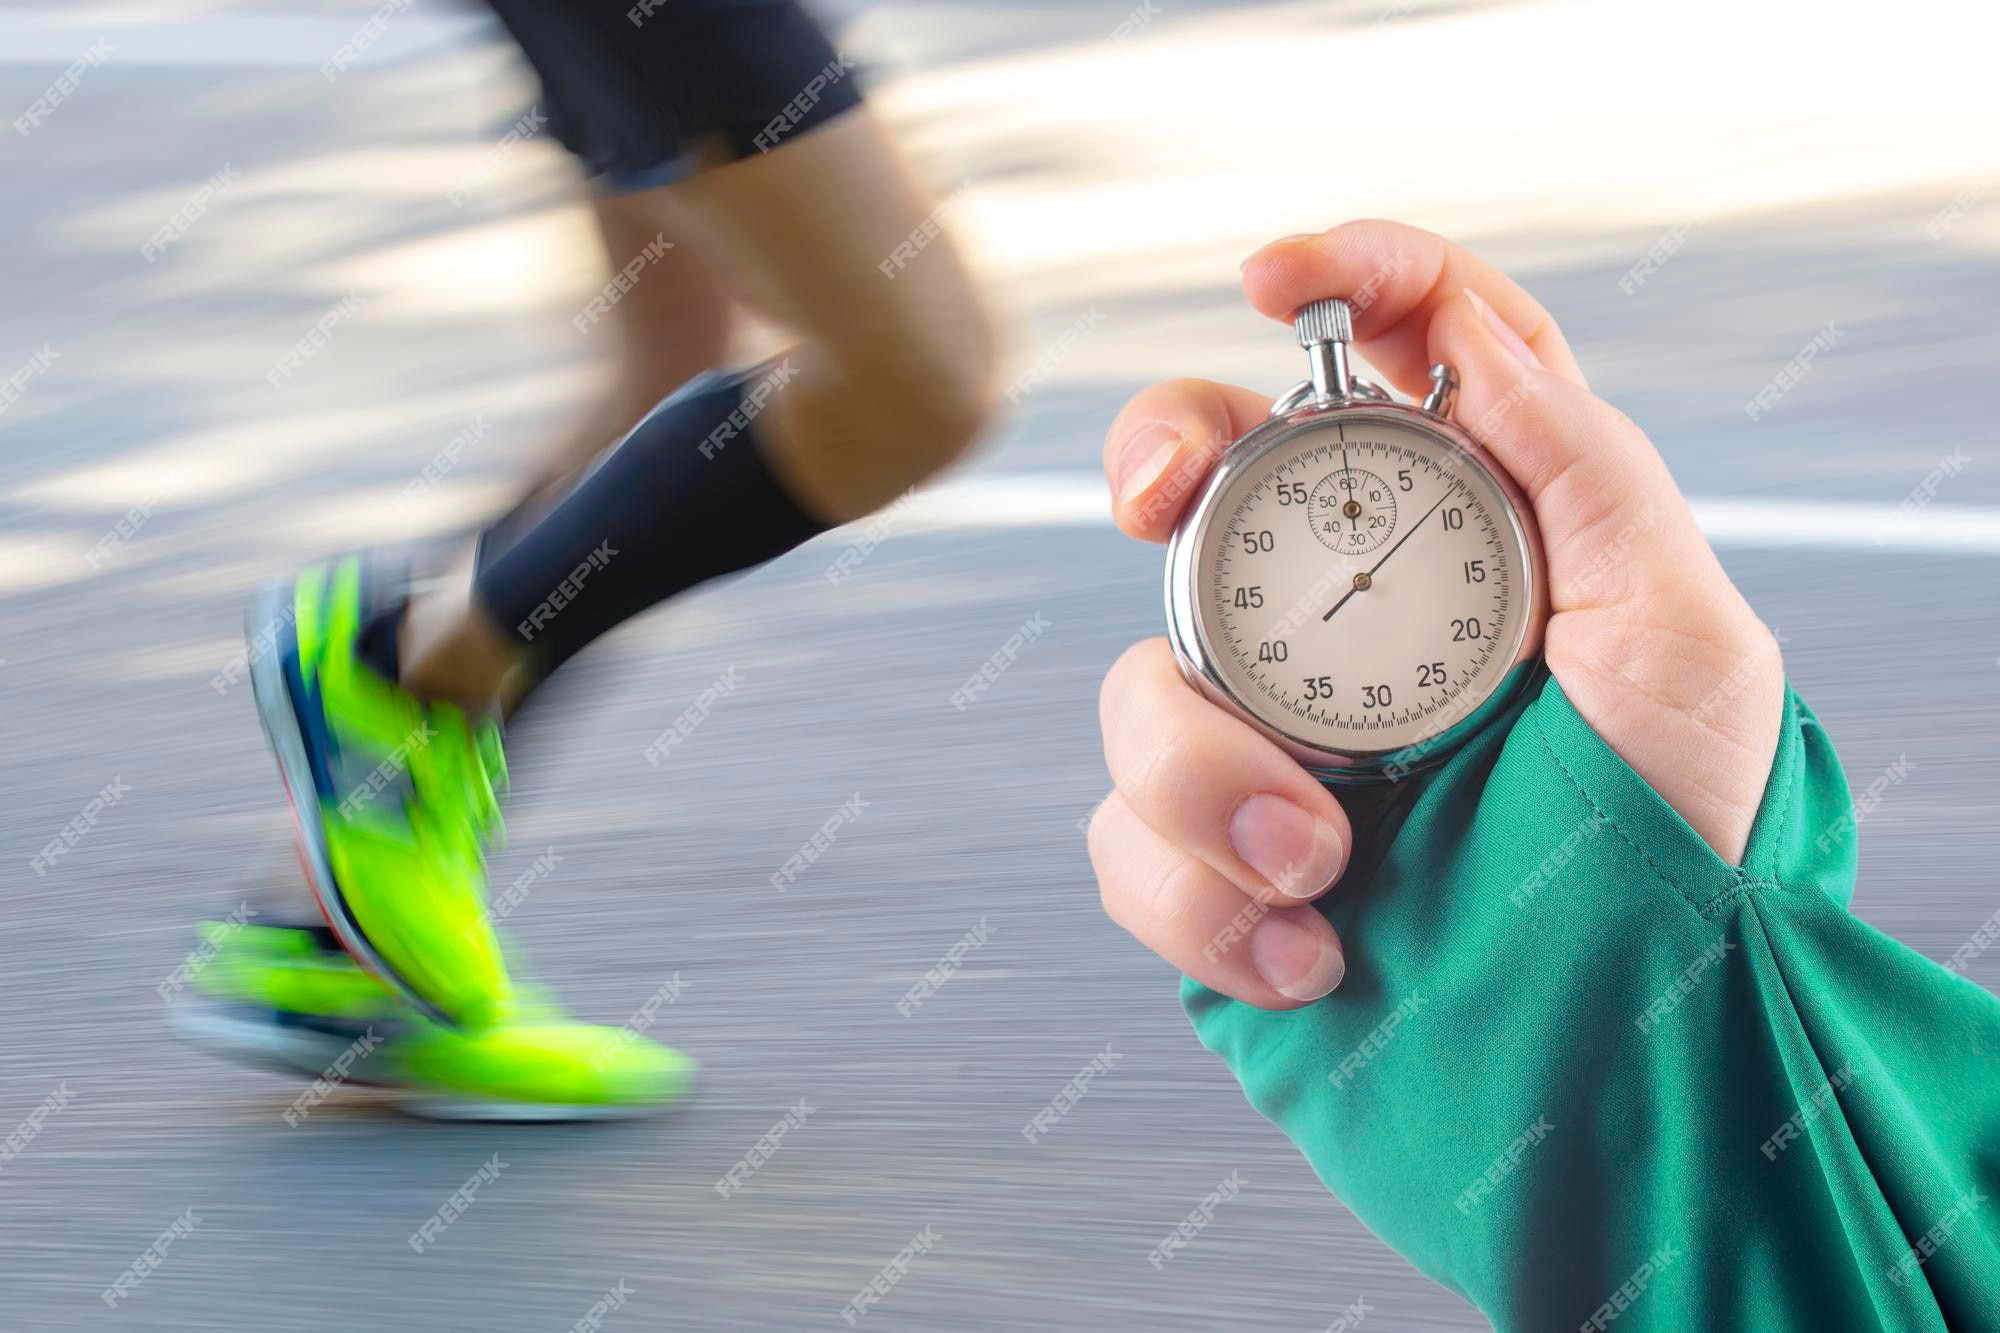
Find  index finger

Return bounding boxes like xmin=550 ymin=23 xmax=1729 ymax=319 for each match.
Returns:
xmin=1241 ymin=219 xmax=1588 ymax=395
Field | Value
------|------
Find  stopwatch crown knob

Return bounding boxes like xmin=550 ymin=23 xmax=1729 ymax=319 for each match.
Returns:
xmin=1293 ymin=298 xmax=1354 ymax=348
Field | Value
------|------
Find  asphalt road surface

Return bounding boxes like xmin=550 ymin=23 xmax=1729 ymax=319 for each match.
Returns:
xmin=1 ymin=2 xmax=1996 ymax=1329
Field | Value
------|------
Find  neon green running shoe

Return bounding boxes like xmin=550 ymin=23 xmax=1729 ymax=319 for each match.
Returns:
xmin=175 ymin=920 xmax=695 ymax=1120
xmin=249 ymin=556 xmax=512 ymax=1027
xmin=386 ymin=994 xmax=698 ymax=1121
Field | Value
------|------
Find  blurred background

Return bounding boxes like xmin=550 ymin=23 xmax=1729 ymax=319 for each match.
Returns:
xmin=1 ymin=0 xmax=1995 ymax=1328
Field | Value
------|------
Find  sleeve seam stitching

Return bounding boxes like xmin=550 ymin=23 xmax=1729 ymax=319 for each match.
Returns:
xmin=1532 ymin=707 xmax=1723 ymax=919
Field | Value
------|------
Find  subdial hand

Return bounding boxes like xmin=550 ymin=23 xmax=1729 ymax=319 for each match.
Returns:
xmin=1341 ymin=446 xmax=1356 ymax=534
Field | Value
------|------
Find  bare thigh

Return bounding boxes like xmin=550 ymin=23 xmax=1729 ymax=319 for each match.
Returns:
xmin=522 ymin=191 xmax=736 ymax=502
xmin=626 ymin=107 xmax=1000 ymax=519
xmin=588 ymin=189 xmax=734 ymax=404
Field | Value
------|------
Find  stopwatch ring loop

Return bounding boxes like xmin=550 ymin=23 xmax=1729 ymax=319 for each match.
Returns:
xmin=1269 ymin=377 xmax=1393 ymax=419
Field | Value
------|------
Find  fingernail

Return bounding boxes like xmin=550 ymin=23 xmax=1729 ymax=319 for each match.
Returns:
xmin=1240 ymin=232 xmax=1319 ymax=272
xmin=1229 ymin=793 xmax=1346 ymax=898
xmin=1248 ymin=911 xmax=1345 ymax=1001
xmin=1464 ymin=287 xmax=1544 ymax=370
xmin=1114 ymin=422 xmax=1182 ymax=507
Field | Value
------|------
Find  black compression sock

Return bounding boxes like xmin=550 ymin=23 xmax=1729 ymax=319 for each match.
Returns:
xmin=355 ymin=600 xmax=403 ymax=684
xmin=473 ymin=362 xmax=826 ymax=683
xmin=352 ymin=556 xmax=412 ymax=685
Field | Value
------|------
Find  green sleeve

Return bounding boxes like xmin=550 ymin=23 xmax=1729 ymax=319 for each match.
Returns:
xmin=1183 ymin=674 xmax=2000 ymax=1331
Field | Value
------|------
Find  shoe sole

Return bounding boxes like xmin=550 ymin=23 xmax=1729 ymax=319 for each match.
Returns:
xmin=248 ymin=580 xmax=456 ymax=1029
xmin=176 ymin=1005 xmax=672 ymax=1121
xmin=176 ymin=1000 xmax=676 ymax=1112
xmin=171 ymin=1002 xmax=386 ymax=1083
xmin=397 ymin=1095 xmax=668 ymax=1123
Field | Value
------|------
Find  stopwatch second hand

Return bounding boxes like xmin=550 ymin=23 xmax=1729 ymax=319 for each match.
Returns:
xmin=1341 ymin=445 xmax=1358 ymax=536
xmin=1322 ymin=490 xmax=1451 ymax=622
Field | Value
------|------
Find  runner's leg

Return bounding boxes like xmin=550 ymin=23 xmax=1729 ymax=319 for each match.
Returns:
xmin=394 ymin=104 xmax=998 ymax=706
xmin=217 ymin=0 xmax=969 ymax=1081
xmin=506 ymin=191 xmax=735 ymax=517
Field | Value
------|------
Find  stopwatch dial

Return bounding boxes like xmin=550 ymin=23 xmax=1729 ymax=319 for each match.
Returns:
xmin=1309 ymin=467 xmax=1397 ymax=555
xmin=1201 ymin=418 xmax=1531 ymax=756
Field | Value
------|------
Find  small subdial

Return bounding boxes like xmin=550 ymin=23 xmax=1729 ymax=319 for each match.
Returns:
xmin=1308 ymin=467 xmax=1398 ymax=555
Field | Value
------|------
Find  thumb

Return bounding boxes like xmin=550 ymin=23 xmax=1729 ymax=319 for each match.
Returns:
xmin=1430 ymin=288 xmax=1717 ymax=613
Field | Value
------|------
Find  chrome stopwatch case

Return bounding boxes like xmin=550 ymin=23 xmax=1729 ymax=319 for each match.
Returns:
xmin=1165 ymin=297 xmax=1549 ymax=782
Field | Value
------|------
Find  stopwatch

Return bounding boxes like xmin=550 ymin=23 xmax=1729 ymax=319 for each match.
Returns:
xmin=1165 ymin=297 xmax=1549 ymax=783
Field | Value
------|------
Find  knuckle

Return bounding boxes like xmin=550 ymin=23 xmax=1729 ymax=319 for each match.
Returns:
xmin=1088 ymin=792 xmax=1208 ymax=943
xmin=1098 ymin=638 xmax=1174 ymax=732
xmin=1103 ymin=842 xmax=1204 ymax=943
xmin=1084 ymin=795 xmax=1118 ymax=871
xmin=1117 ymin=713 xmax=1204 ymax=823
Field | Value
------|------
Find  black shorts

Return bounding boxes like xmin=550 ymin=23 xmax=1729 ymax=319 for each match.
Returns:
xmin=480 ymin=0 xmax=865 ymax=194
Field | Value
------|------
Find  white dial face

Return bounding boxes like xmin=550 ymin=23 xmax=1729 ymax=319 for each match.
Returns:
xmin=1196 ymin=414 xmax=1532 ymax=757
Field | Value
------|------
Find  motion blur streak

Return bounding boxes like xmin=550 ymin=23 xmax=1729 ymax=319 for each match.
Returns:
xmin=0 ymin=1 xmax=1994 ymax=1329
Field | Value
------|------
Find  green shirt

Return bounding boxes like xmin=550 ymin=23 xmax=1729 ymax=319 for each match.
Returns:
xmin=1184 ymin=674 xmax=2000 ymax=1331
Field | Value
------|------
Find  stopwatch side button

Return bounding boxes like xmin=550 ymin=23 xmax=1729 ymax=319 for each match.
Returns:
xmin=1423 ymin=363 xmax=1460 ymax=418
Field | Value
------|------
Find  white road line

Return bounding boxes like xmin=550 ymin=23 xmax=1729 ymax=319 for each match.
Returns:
xmin=888 ymin=473 xmax=2000 ymax=556
xmin=1688 ymin=498 xmax=2000 ymax=555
